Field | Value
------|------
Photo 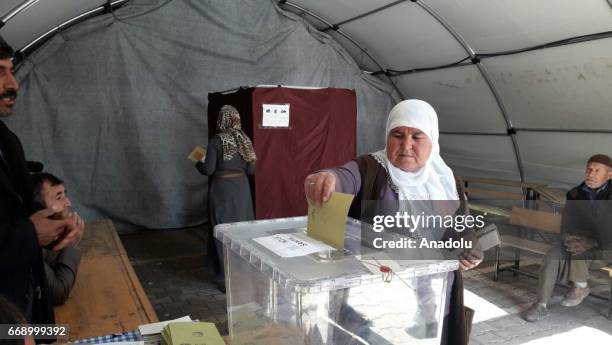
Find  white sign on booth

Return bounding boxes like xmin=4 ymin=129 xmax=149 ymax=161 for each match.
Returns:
xmin=262 ymin=103 xmax=290 ymax=127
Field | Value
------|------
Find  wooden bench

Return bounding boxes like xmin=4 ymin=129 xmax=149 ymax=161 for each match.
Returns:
xmin=494 ymin=207 xmax=562 ymax=280
xmin=467 ymin=202 xmax=512 ymax=218
xmin=54 ymin=219 xmax=158 ymax=341
xmin=602 ymin=267 xmax=612 ymax=318
xmin=532 ymin=185 xmax=567 ymax=213
xmin=461 ymin=176 xmax=544 ymax=218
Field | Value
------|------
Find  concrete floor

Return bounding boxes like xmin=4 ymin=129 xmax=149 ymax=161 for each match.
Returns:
xmin=465 ymin=262 xmax=612 ymax=344
xmin=119 ymin=225 xmax=229 ymax=334
xmin=119 ymin=225 xmax=612 ymax=344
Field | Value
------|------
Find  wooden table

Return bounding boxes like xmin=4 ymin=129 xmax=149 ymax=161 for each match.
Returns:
xmin=532 ymin=185 xmax=567 ymax=210
xmin=461 ymin=176 xmax=543 ymax=189
xmin=54 ymin=219 xmax=158 ymax=341
xmin=461 ymin=176 xmax=545 ymax=200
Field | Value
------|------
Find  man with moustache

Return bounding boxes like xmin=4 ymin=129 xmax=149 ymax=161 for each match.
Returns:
xmin=0 ymin=35 xmax=83 ymax=324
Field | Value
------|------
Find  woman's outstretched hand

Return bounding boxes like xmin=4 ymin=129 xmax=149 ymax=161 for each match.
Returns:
xmin=304 ymin=172 xmax=336 ymax=207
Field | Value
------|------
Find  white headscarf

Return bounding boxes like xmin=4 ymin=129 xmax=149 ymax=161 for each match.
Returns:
xmin=371 ymin=99 xmax=458 ymax=201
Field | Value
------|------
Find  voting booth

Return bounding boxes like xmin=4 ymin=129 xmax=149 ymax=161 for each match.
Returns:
xmin=208 ymin=86 xmax=357 ymax=220
xmin=215 ymin=217 xmax=457 ymax=345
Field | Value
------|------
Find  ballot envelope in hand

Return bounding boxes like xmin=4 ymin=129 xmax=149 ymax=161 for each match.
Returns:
xmin=187 ymin=146 xmax=207 ymax=162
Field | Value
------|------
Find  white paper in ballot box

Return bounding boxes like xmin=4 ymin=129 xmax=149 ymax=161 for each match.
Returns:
xmin=215 ymin=217 xmax=459 ymax=345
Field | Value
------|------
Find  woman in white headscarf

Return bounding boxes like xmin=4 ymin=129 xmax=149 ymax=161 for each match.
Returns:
xmin=304 ymin=99 xmax=481 ymax=345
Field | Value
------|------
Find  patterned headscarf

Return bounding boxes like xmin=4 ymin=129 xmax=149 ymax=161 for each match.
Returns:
xmin=216 ymin=105 xmax=257 ymax=162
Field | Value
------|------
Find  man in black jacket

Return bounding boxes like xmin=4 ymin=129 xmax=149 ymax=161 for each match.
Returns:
xmin=0 ymin=35 xmax=82 ymax=324
xmin=525 ymin=154 xmax=612 ymax=321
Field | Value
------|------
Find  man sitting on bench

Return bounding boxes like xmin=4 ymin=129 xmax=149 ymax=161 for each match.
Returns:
xmin=525 ymin=154 xmax=612 ymax=322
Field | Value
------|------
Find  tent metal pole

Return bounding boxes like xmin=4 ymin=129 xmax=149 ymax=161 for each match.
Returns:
xmin=376 ymin=31 xmax=612 ymax=76
xmin=415 ymin=0 xmax=527 ymax=182
xmin=0 ymin=0 xmax=39 ymax=28
xmin=17 ymin=0 xmax=130 ymax=55
xmin=442 ymin=128 xmax=612 ymax=136
xmin=476 ymin=63 xmax=526 ymax=179
xmin=515 ymin=128 xmax=612 ymax=134
xmin=414 ymin=2 xmax=475 ymax=57
xmin=439 ymin=131 xmax=507 ymax=136
xmin=279 ymin=1 xmax=405 ymax=99
xmin=321 ymin=0 xmax=409 ymax=32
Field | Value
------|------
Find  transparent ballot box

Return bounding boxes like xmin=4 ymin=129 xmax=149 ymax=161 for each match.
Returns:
xmin=215 ymin=217 xmax=458 ymax=345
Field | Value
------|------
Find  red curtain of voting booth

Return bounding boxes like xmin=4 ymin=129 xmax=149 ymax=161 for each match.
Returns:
xmin=251 ymin=87 xmax=356 ymax=218
xmin=208 ymin=86 xmax=356 ymax=219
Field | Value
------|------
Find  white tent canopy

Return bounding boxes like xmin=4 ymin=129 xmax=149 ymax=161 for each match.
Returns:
xmin=281 ymin=0 xmax=612 ymax=184
xmin=1 ymin=0 xmax=611 ymax=227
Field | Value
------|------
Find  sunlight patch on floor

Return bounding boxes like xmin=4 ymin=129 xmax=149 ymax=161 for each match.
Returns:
xmin=464 ymin=288 xmax=509 ymax=323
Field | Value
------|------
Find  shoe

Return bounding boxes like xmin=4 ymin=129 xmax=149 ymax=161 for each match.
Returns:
xmin=405 ymin=322 xmax=438 ymax=339
xmin=561 ymin=286 xmax=590 ymax=307
xmin=524 ymin=303 xmax=550 ymax=322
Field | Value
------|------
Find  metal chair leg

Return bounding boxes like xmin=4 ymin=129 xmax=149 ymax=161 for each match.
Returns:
xmin=494 ymin=246 xmax=500 ymax=281
xmin=513 ymin=248 xmax=521 ymax=276
xmin=608 ymin=278 xmax=612 ymax=319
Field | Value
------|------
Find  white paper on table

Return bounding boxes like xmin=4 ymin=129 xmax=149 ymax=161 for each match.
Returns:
xmin=262 ymin=103 xmax=290 ymax=127
xmin=138 ymin=315 xmax=192 ymax=335
xmin=253 ymin=233 xmax=335 ymax=258
xmin=95 ymin=342 xmax=144 ymax=345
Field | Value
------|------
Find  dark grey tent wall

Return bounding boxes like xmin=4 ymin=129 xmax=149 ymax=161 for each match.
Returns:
xmin=6 ymin=0 xmax=398 ymax=228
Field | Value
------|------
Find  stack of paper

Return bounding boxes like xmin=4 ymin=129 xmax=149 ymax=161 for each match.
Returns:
xmin=161 ymin=322 xmax=225 ymax=345
xmin=138 ymin=316 xmax=193 ymax=345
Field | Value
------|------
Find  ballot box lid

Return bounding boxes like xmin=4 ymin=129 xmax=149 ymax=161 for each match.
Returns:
xmin=214 ymin=216 xmax=458 ymax=293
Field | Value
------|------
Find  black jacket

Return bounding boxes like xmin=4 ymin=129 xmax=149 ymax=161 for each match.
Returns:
xmin=561 ymin=180 xmax=612 ymax=258
xmin=350 ymin=154 xmax=473 ymax=345
xmin=0 ymin=120 xmax=54 ymax=324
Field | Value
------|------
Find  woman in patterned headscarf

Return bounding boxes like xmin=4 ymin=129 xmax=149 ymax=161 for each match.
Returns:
xmin=196 ymin=105 xmax=256 ymax=287
xmin=215 ymin=105 xmax=257 ymax=163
